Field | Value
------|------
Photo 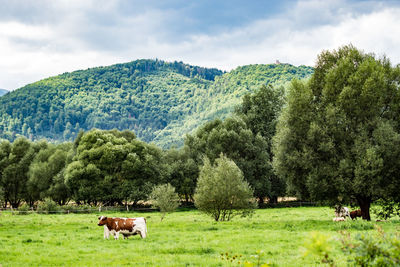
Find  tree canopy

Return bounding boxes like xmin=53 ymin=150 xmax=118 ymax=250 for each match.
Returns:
xmin=0 ymin=60 xmax=313 ymax=148
xmin=273 ymin=45 xmax=400 ymax=220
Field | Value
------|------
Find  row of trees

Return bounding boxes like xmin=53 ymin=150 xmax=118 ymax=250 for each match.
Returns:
xmin=1 ymin=46 xmax=399 ymax=221
xmin=0 ymin=82 xmax=284 ymax=209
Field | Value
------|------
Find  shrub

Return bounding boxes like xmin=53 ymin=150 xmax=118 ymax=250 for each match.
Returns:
xmin=372 ymin=199 xmax=400 ymax=220
xmin=17 ymin=203 xmax=30 ymax=215
xmin=61 ymin=204 xmax=77 ymax=213
xmin=37 ymin=198 xmax=60 ymax=214
xmin=149 ymin=183 xmax=180 ymax=221
xmin=340 ymin=226 xmax=400 ymax=266
xmin=194 ymin=154 xmax=257 ymax=221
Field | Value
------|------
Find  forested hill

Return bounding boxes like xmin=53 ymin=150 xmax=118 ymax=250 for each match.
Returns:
xmin=0 ymin=59 xmax=313 ymax=148
xmin=0 ymin=89 xmax=8 ymax=97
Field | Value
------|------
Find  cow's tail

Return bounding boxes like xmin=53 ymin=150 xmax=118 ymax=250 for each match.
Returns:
xmin=144 ymin=218 xmax=148 ymax=233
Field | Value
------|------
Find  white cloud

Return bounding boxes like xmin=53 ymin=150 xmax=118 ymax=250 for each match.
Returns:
xmin=1 ymin=0 xmax=400 ymax=90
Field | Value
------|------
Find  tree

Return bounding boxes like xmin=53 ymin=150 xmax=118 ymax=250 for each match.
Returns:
xmin=273 ymin=45 xmax=400 ymax=220
xmin=194 ymin=154 xmax=256 ymax=221
xmin=65 ymin=129 xmax=164 ymax=205
xmin=185 ymin=117 xmax=271 ymax=204
xmin=27 ymin=142 xmax=72 ymax=205
xmin=235 ymin=84 xmax=286 ymax=203
xmin=163 ymin=148 xmax=198 ymax=203
xmin=0 ymin=137 xmax=37 ymax=208
xmin=149 ymin=183 xmax=180 ymax=221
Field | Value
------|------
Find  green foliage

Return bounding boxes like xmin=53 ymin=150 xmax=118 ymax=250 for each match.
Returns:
xmin=185 ymin=116 xmax=271 ymax=203
xmin=194 ymin=154 xmax=257 ymax=221
xmin=372 ymin=199 xmax=400 ymax=220
xmin=340 ymin=227 xmax=400 ymax=266
xmin=65 ymin=129 xmax=164 ymax=205
xmin=27 ymin=142 xmax=72 ymax=205
xmin=17 ymin=203 xmax=30 ymax=215
xmin=149 ymin=183 xmax=180 ymax=221
xmin=235 ymin=84 xmax=286 ymax=202
xmin=0 ymin=60 xmax=312 ymax=148
xmin=36 ymin=198 xmax=61 ymax=214
xmin=0 ymin=137 xmax=38 ymax=208
xmin=273 ymin=45 xmax=400 ymax=219
xmin=303 ymin=232 xmax=336 ymax=266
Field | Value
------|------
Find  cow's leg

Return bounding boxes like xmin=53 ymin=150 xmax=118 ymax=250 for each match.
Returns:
xmin=104 ymin=226 xmax=110 ymax=239
xmin=114 ymin=231 xmax=119 ymax=240
xmin=140 ymin=229 xmax=146 ymax=238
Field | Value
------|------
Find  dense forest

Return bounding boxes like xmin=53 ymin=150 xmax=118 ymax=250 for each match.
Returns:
xmin=0 ymin=89 xmax=8 ymax=97
xmin=0 ymin=60 xmax=313 ymax=148
xmin=1 ymin=46 xmax=399 ymax=220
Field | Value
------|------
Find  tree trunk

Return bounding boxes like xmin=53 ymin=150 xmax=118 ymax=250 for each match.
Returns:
xmin=357 ymin=196 xmax=371 ymax=221
xmin=269 ymin=196 xmax=278 ymax=204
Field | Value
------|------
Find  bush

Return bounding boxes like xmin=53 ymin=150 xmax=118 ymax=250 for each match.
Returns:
xmin=17 ymin=203 xmax=30 ymax=215
xmin=340 ymin=226 xmax=400 ymax=266
xmin=61 ymin=204 xmax=78 ymax=213
xmin=76 ymin=204 xmax=92 ymax=213
xmin=194 ymin=154 xmax=257 ymax=221
xmin=372 ymin=199 xmax=400 ymax=220
xmin=149 ymin=183 xmax=180 ymax=221
xmin=37 ymin=198 xmax=60 ymax=214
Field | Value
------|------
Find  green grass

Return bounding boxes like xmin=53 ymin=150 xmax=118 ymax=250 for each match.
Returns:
xmin=0 ymin=207 xmax=398 ymax=266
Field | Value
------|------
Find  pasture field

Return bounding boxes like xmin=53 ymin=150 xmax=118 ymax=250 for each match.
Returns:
xmin=0 ymin=207 xmax=399 ymax=266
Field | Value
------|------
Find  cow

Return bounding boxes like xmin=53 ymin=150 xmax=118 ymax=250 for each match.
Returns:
xmin=350 ymin=209 xmax=362 ymax=220
xmin=334 ymin=206 xmax=351 ymax=219
xmin=333 ymin=217 xmax=345 ymax=222
xmin=97 ymin=216 xmax=147 ymax=239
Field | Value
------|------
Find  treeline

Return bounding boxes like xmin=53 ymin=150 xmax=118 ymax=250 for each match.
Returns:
xmin=2 ymin=46 xmax=396 ymax=220
xmin=0 ymin=60 xmax=313 ymax=148
xmin=0 ymin=83 xmax=284 ymax=208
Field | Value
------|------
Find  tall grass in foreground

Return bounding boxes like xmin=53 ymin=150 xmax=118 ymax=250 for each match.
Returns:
xmin=0 ymin=207 xmax=398 ymax=266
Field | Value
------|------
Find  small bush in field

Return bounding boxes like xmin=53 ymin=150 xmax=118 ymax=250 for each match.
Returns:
xmin=149 ymin=183 xmax=180 ymax=221
xmin=194 ymin=154 xmax=257 ymax=221
xmin=37 ymin=198 xmax=60 ymax=214
xmin=17 ymin=203 xmax=30 ymax=215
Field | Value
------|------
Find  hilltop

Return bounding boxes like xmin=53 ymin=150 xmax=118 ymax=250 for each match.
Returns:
xmin=0 ymin=89 xmax=8 ymax=97
xmin=0 ymin=59 xmax=313 ymax=147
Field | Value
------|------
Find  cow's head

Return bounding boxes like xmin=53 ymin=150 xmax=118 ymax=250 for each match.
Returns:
xmin=98 ymin=216 xmax=108 ymax=226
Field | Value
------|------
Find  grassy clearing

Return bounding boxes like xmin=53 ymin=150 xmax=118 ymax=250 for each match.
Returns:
xmin=0 ymin=207 xmax=398 ymax=266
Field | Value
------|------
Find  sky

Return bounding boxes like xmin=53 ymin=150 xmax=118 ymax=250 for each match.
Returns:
xmin=1 ymin=0 xmax=400 ymax=90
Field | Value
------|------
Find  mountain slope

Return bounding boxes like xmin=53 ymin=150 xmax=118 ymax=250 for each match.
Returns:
xmin=0 ymin=89 xmax=8 ymax=97
xmin=0 ymin=60 xmax=313 ymax=147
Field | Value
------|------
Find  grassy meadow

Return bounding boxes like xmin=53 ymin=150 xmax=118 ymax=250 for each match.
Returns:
xmin=0 ymin=207 xmax=399 ymax=266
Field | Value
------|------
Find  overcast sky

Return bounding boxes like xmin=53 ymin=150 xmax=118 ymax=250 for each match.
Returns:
xmin=1 ymin=0 xmax=400 ymax=90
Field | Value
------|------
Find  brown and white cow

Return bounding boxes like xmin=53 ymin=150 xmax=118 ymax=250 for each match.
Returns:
xmin=97 ymin=216 xmax=147 ymax=239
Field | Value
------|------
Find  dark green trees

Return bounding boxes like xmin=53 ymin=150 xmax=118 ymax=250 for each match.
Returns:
xmin=65 ymin=129 xmax=164 ymax=205
xmin=0 ymin=138 xmax=37 ymax=208
xmin=185 ymin=117 xmax=271 ymax=203
xmin=273 ymin=46 xmax=400 ymax=220
xmin=235 ymin=85 xmax=286 ymax=203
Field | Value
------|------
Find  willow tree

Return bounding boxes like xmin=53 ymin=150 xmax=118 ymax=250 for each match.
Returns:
xmin=273 ymin=45 xmax=400 ymax=220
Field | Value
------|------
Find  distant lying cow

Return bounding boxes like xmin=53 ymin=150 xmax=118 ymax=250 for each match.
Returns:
xmin=333 ymin=217 xmax=345 ymax=222
xmin=97 ymin=216 xmax=147 ymax=239
xmin=334 ymin=206 xmax=351 ymax=219
xmin=350 ymin=209 xmax=362 ymax=220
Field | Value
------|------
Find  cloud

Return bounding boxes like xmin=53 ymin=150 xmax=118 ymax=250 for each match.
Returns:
xmin=1 ymin=0 xmax=400 ymax=90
